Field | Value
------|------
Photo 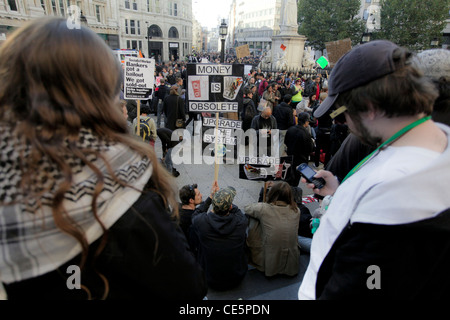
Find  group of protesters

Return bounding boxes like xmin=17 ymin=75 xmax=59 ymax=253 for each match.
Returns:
xmin=1 ymin=17 xmax=450 ymax=302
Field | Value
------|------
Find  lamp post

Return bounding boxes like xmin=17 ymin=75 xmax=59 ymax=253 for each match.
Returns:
xmin=219 ymin=19 xmax=228 ymax=63
xmin=361 ymin=31 xmax=371 ymax=44
xmin=80 ymin=11 xmax=87 ymax=26
xmin=430 ymin=38 xmax=439 ymax=48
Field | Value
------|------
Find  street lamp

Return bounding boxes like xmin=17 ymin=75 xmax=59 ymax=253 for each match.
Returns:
xmin=430 ymin=38 xmax=439 ymax=47
xmin=80 ymin=11 xmax=87 ymax=26
xmin=361 ymin=32 xmax=371 ymax=43
xmin=219 ymin=19 xmax=228 ymax=63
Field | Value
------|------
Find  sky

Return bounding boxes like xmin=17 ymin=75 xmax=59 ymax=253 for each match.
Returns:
xmin=192 ymin=0 xmax=233 ymax=29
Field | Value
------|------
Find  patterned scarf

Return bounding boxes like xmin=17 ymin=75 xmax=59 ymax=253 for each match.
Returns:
xmin=0 ymin=126 xmax=152 ymax=298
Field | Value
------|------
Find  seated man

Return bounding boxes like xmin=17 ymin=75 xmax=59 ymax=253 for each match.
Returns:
xmin=190 ymin=186 xmax=248 ymax=290
xmin=178 ymin=182 xmax=218 ymax=243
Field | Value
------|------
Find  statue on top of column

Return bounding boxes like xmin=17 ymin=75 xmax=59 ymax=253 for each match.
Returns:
xmin=280 ymin=0 xmax=298 ymax=28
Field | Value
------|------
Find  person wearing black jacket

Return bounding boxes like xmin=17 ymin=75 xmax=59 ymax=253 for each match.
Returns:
xmin=190 ymin=187 xmax=248 ymax=291
xmin=155 ymin=78 xmax=170 ymax=128
xmin=163 ymin=85 xmax=185 ymax=131
xmin=285 ymin=112 xmax=315 ymax=187
xmin=242 ymin=88 xmax=257 ymax=132
xmin=179 ymin=182 xmax=218 ymax=243
xmin=273 ymin=94 xmax=295 ymax=156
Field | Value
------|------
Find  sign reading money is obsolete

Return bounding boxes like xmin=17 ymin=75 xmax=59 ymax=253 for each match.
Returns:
xmin=186 ymin=63 xmax=244 ymax=113
xmin=124 ymin=57 xmax=155 ymax=100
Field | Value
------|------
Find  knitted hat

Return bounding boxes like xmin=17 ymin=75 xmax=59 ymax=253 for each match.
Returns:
xmin=412 ymin=49 xmax=450 ymax=82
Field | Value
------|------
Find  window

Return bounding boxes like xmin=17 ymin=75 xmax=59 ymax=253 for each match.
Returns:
xmin=8 ymin=0 xmax=17 ymax=11
xmin=132 ymin=0 xmax=137 ymax=10
xmin=366 ymin=0 xmax=371 ymax=2
xmin=51 ymin=0 xmax=57 ymax=14
xmin=95 ymin=5 xmax=101 ymax=22
xmin=40 ymin=0 xmax=46 ymax=11
xmin=155 ymin=0 xmax=160 ymax=13
xmin=130 ymin=20 xmax=136 ymax=35
xmin=125 ymin=20 xmax=128 ymax=34
xmin=59 ymin=0 xmax=65 ymax=16
xmin=168 ymin=27 xmax=179 ymax=38
xmin=174 ymin=3 xmax=177 ymax=16
xmin=125 ymin=0 xmax=130 ymax=9
xmin=363 ymin=9 xmax=369 ymax=20
xmin=147 ymin=0 xmax=153 ymax=12
xmin=149 ymin=24 xmax=162 ymax=38
xmin=137 ymin=21 xmax=141 ymax=35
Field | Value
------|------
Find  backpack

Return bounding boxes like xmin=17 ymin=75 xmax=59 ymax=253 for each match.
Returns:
xmin=137 ymin=118 xmax=154 ymax=141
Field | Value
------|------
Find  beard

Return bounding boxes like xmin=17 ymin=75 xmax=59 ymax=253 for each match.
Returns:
xmin=347 ymin=113 xmax=382 ymax=148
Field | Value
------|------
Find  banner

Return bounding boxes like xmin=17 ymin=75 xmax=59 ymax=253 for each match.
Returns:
xmin=123 ymin=57 xmax=155 ymax=100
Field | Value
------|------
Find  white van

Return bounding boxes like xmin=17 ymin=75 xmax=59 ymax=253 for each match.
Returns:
xmin=113 ymin=49 xmax=139 ymax=66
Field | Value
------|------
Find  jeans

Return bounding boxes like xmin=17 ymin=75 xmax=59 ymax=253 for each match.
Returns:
xmin=156 ymin=99 xmax=164 ymax=128
xmin=298 ymin=236 xmax=312 ymax=253
xmin=164 ymin=147 xmax=173 ymax=172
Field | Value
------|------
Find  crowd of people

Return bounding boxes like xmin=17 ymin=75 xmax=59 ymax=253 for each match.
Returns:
xmin=1 ymin=17 xmax=450 ymax=301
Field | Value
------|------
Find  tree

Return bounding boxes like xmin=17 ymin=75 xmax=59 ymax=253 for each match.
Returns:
xmin=297 ymin=0 xmax=365 ymax=51
xmin=372 ymin=0 xmax=450 ymax=51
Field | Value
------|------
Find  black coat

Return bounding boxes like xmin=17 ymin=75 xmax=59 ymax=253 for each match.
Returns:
xmin=163 ymin=94 xmax=185 ymax=131
xmin=316 ymin=208 xmax=450 ymax=300
xmin=4 ymin=190 xmax=207 ymax=300
xmin=273 ymin=102 xmax=294 ymax=130
xmin=190 ymin=205 xmax=248 ymax=290
xmin=242 ymin=98 xmax=257 ymax=131
xmin=285 ymin=125 xmax=314 ymax=166
xmin=155 ymin=84 xmax=169 ymax=101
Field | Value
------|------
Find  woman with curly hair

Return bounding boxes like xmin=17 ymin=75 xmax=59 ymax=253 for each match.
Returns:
xmin=0 ymin=17 xmax=206 ymax=300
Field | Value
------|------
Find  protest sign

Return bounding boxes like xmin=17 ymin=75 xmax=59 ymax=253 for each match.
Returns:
xmin=238 ymin=156 xmax=293 ymax=182
xmin=325 ymin=38 xmax=352 ymax=66
xmin=123 ymin=57 xmax=155 ymax=100
xmin=235 ymin=44 xmax=250 ymax=59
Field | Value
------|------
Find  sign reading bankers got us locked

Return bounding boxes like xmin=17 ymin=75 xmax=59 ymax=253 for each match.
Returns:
xmin=124 ymin=57 xmax=155 ymax=100
xmin=186 ymin=63 xmax=245 ymax=112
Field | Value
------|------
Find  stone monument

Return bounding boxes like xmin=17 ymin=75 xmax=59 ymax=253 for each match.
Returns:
xmin=271 ymin=0 xmax=307 ymax=71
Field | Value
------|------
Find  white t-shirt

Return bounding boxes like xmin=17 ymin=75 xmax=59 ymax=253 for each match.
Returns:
xmin=298 ymin=145 xmax=441 ymax=300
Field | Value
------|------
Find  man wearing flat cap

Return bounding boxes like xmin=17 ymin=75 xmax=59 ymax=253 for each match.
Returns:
xmin=190 ymin=187 xmax=248 ymax=291
xmin=298 ymin=40 xmax=450 ymax=300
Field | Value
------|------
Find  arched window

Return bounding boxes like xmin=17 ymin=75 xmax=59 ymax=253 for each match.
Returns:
xmin=168 ymin=27 xmax=179 ymax=39
xmin=148 ymin=24 xmax=162 ymax=38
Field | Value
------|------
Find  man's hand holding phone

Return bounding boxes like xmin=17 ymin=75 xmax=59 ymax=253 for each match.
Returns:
xmin=297 ymin=163 xmax=339 ymax=197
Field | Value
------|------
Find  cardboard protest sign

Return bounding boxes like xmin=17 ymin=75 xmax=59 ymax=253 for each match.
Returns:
xmin=124 ymin=57 xmax=155 ymax=100
xmin=325 ymin=38 xmax=352 ymax=66
xmin=235 ymin=44 xmax=250 ymax=59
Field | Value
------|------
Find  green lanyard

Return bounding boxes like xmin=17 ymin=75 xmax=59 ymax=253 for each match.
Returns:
xmin=341 ymin=116 xmax=432 ymax=184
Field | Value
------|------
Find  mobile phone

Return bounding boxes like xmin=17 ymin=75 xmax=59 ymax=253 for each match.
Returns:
xmin=297 ymin=163 xmax=326 ymax=189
